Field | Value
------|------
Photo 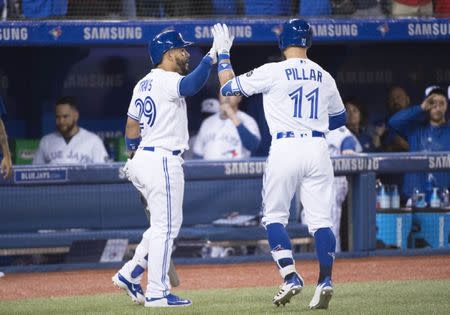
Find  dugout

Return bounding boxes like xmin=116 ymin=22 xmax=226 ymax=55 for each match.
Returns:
xmin=1 ymin=17 xmax=450 ymax=269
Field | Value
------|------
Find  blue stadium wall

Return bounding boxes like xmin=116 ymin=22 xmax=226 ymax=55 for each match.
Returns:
xmin=0 ymin=18 xmax=449 ymax=140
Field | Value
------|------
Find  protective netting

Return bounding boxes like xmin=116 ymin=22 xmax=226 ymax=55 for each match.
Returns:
xmin=4 ymin=0 xmax=450 ymax=20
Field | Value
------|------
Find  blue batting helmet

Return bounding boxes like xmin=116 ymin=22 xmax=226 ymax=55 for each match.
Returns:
xmin=149 ymin=30 xmax=193 ymax=65
xmin=278 ymin=19 xmax=313 ymax=50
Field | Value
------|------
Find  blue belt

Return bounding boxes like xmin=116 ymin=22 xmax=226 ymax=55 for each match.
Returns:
xmin=276 ymin=131 xmax=325 ymax=139
xmin=143 ymin=147 xmax=182 ymax=156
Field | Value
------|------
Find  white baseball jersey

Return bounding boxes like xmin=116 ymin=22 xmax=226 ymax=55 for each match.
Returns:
xmin=230 ymin=58 xmax=345 ymax=234
xmin=326 ymin=126 xmax=362 ymax=251
xmin=233 ymin=58 xmax=345 ymax=135
xmin=127 ymin=68 xmax=189 ymax=152
xmin=124 ymin=67 xmax=189 ymax=298
xmin=32 ymin=127 xmax=108 ymax=164
xmin=193 ymin=111 xmax=261 ymax=159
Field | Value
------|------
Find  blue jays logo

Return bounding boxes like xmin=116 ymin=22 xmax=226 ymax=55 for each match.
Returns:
xmin=223 ymin=149 xmax=238 ymax=159
xmin=328 ymin=252 xmax=336 ymax=261
xmin=271 ymin=25 xmax=282 ymax=36
xmin=377 ymin=23 xmax=389 ymax=36
xmin=49 ymin=26 xmax=62 ymax=40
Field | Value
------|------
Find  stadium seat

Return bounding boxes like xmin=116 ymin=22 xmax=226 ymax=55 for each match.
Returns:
xmin=243 ymin=0 xmax=291 ymax=16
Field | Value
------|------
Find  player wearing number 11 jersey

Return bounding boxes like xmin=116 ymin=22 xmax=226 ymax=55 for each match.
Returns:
xmin=212 ymin=20 xmax=346 ymax=309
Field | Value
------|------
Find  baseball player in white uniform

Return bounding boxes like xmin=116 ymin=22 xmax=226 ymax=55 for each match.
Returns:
xmin=326 ymin=126 xmax=362 ymax=252
xmin=32 ymin=97 xmax=108 ymax=164
xmin=193 ymin=94 xmax=261 ymax=159
xmin=112 ymin=29 xmax=218 ymax=307
xmin=212 ymin=20 xmax=347 ymax=309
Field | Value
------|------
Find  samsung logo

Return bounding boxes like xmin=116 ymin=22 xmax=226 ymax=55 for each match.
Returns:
xmin=332 ymin=157 xmax=379 ymax=172
xmin=195 ymin=25 xmax=252 ymax=39
xmin=408 ymin=23 xmax=450 ymax=36
xmin=83 ymin=27 xmax=142 ymax=40
xmin=429 ymin=155 xmax=450 ymax=169
xmin=224 ymin=161 xmax=265 ymax=175
xmin=311 ymin=24 xmax=358 ymax=37
xmin=0 ymin=27 xmax=28 ymax=40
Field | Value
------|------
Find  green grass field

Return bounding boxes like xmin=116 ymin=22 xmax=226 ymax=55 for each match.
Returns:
xmin=1 ymin=279 xmax=449 ymax=315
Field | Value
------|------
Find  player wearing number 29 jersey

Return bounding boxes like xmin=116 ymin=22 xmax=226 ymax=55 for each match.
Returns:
xmin=114 ymin=29 xmax=220 ymax=308
xmin=213 ymin=20 xmax=346 ymax=309
xmin=127 ymin=70 xmax=188 ymax=152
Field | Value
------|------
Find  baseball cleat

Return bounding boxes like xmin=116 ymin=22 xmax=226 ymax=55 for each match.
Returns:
xmin=112 ymin=272 xmax=145 ymax=304
xmin=309 ymin=277 xmax=333 ymax=309
xmin=273 ymin=273 xmax=304 ymax=306
xmin=145 ymin=293 xmax=192 ymax=307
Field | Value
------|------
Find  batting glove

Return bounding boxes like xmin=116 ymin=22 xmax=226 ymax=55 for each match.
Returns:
xmin=206 ymin=38 xmax=218 ymax=64
xmin=212 ymin=23 xmax=234 ymax=55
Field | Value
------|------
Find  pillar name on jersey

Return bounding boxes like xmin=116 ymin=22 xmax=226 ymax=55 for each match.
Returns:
xmin=224 ymin=161 xmax=265 ymax=175
xmin=285 ymin=67 xmax=322 ymax=82
xmin=310 ymin=23 xmax=358 ymax=37
xmin=408 ymin=22 xmax=450 ymax=36
xmin=428 ymin=155 xmax=450 ymax=169
xmin=195 ymin=25 xmax=252 ymax=39
xmin=83 ymin=27 xmax=142 ymax=40
xmin=0 ymin=27 xmax=28 ymax=41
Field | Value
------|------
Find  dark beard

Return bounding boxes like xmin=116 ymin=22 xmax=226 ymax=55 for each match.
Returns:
xmin=175 ymin=56 xmax=189 ymax=75
xmin=57 ymin=122 xmax=77 ymax=137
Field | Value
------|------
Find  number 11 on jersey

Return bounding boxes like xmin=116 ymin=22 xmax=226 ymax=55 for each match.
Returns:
xmin=289 ymin=87 xmax=319 ymax=119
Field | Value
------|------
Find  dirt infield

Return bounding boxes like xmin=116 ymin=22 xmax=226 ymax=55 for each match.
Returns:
xmin=1 ymin=255 xmax=449 ymax=301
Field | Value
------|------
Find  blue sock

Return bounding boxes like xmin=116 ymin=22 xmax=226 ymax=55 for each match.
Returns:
xmin=314 ymin=228 xmax=336 ymax=284
xmin=130 ymin=254 xmax=148 ymax=279
xmin=267 ymin=223 xmax=295 ymax=280
xmin=131 ymin=265 xmax=145 ymax=278
xmin=266 ymin=223 xmax=292 ymax=251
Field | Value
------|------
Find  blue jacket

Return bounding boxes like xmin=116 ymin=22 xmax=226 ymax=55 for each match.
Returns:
xmin=389 ymin=105 xmax=450 ymax=198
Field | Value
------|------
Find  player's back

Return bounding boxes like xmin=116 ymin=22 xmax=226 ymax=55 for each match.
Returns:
xmin=244 ymin=58 xmax=343 ymax=135
xmin=127 ymin=69 xmax=188 ymax=152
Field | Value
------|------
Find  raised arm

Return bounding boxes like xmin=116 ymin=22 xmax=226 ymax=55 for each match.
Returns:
xmin=388 ymin=105 xmax=427 ymax=138
xmin=211 ymin=24 xmax=236 ymax=89
xmin=179 ymin=38 xmax=218 ymax=97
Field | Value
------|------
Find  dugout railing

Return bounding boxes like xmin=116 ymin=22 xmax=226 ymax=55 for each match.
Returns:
xmin=1 ymin=152 xmax=449 ymax=270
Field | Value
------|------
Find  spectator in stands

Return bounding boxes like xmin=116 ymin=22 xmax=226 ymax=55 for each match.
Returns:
xmin=344 ymin=98 xmax=379 ymax=152
xmin=352 ymin=0 xmax=384 ymax=16
xmin=388 ymin=87 xmax=450 ymax=199
xmin=22 ymin=0 xmax=68 ymax=18
xmin=192 ymin=94 xmax=261 ymax=159
xmin=391 ymin=0 xmax=433 ymax=16
xmin=33 ymin=96 xmax=109 ymax=164
xmin=0 ymin=96 xmax=12 ymax=179
xmin=300 ymin=0 xmax=332 ymax=16
xmin=328 ymin=0 xmax=383 ymax=16
xmin=435 ymin=0 xmax=450 ymax=16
